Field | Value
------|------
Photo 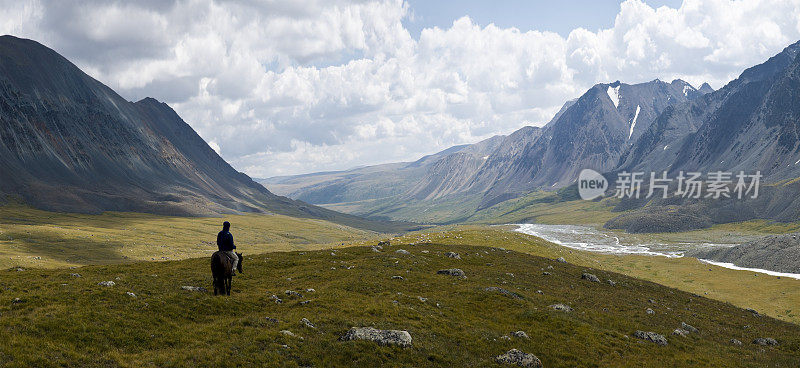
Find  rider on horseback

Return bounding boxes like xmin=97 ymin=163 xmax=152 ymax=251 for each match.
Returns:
xmin=216 ymin=221 xmax=238 ymax=275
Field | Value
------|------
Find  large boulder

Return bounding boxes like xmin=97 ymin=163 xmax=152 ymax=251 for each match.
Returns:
xmin=633 ymin=330 xmax=668 ymax=346
xmin=495 ymin=349 xmax=543 ymax=367
xmin=340 ymin=327 xmax=412 ymax=347
xmin=437 ymin=269 xmax=466 ymax=278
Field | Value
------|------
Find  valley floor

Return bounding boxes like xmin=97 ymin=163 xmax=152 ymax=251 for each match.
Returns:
xmin=1 ymin=206 xmax=799 ymax=366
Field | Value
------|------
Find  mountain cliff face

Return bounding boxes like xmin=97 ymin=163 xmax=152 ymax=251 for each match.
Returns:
xmin=470 ymin=79 xmax=710 ymax=207
xmin=604 ymin=40 xmax=800 ymax=232
xmin=0 ymin=35 xmax=408 ymax=231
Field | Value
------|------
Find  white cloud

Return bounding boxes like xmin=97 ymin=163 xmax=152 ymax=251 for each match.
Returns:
xmin=2 ymin=0 xmax=800 ymax=177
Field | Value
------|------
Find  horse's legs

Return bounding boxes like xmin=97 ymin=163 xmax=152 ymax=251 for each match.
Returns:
xmin=226 ymin=276 xmax=231 ymax=296
xmin=213 ymin=276 xmax=218 ymax=295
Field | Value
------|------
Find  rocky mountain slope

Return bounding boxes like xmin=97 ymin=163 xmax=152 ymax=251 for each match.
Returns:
xmin=0 ymin=36 xmax=407 ymax=232
xmin=690 ymin=233 xmax=800 ymax=274
xmin=606 ymin=40 xmax=800 ymax=232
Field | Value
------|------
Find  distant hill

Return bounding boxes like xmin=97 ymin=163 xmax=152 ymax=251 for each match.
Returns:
xmin=0 ymin=35 xmax=409 ymax=232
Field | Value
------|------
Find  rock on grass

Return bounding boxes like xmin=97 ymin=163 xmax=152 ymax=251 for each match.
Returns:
xmin=633 ymin=330 xmax=668 ymax=346
xmin=437 ymin=269 xmax=465 ymax=278
xmin=581 ymin=273 xmax=600 ymax=283
xmin=98 ymin=281 xmax=115 ymax=287
xmin=181 ymin=286 xmax=206 ymax=292
xmin=510 ymin=331 xmax=529 ymax=339
xmin=395 ymin=249 xmax=410 ymax=255
xmin=549 ymin=304 xmax=573 ymax=312
xmin=339 ymin=327 xmax=412 ymax=347
xmin=445 ymin=252 xmax=461 ymax=259
xmin=484 ymin=287 xmax=524 ymax=300
xmin=752 ymin=337 xmax=778 ymax=346
xmin=681 ymin=322 xmax=699 ymax=333
xmin=300 ymin=318 xmax=316 ymax=329
xmin=495 ymin=349 xmax=542 ymax=367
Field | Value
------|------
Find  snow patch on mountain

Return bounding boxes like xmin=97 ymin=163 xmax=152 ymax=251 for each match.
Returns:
xmin=607 ymin=85 xmax=620 ymax=108
xmin=629 ymin=104 xmax=640 ymax=139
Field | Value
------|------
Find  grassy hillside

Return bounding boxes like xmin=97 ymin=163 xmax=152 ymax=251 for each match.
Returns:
xmin=0 ymin=204 xmax=377 ymax=269
xmin=395 ymin=228 xmax=800 ymax=325
xmin=2 ymin=239 xmax=799 ymax=367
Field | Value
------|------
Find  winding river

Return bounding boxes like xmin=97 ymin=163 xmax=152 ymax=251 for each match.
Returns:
xmin=513 ymin=223 xmax=800 ymax=280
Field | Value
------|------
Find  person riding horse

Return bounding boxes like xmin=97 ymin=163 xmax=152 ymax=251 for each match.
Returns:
xmin=217 ymin=221 xmax=238 ymax=275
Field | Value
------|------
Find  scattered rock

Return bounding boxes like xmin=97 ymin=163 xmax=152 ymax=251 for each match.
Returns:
xmin=672 ymin=329 xmax=689 ymax=337
xmin=299 ymin=300 xmax=311 ymax=305
xmin=648 ymin=299 xmax=656 ymax=304
xmin=499 ymin=335 xmax=511 ymax=340
xmin=549 ymin=304 xmax=573 ymax=312
xmin=535 ymin=290 xmax=543 ymax=295
xmin=395 ymin=249 xmax=410 ymax=255
xmin=70 ymin=273 xmax=81 ymax=278
xmin=746 ymin=308 xmax=760 ymax=317
xmin=681 ymin=322 xmax=699 ymax=334
xmin=730 ymin=339 xmax=742 ymax=346
xmin=339 ymin=327 xmax=412 ymax=347
xmin=11 ymin=298 xmax=23 ymax=304
xmin=269 ymin=294 xmax=283 ymax=303
xmin=377 ymin=240 xmax=390 ymax=247
xmin=437 ymin=268 xmax=465 ymax=278
xmin=421 ymin=250 xmax=429 ymax=254
xmin=181 ymin=286 xmax=206 ymax=292
xmin=752 ymin=337 xmax=778 ymax=346
xmin=556 ymin=257 xmax=567 ymax=263
xmin=646 ymin=308 xmax=655 ymax=315
xmin=300 ymin=318 xmax=316 ymax=329
xmin=581 ymin=273 xmax=600 ymax=283
xmin=265 ymin=317 xmax=280 ymax=324
xmin=494 ymin=349 xmax=542 ymax=368
xmin=280 ymin=330 xmax=302 ymax=340
xmin=417 ymin=296 xmax=427 ymax=302
xmin=607 ymin=280 xmax=617 ymax=286
xmin=484 ymin=287 xmax=524 ymax=300
xmin=305 ymin=288 xmax=316 ymax=293
xmin=98 ymin=281 xmax=115 ymax=287
xmin=391 ymin=276 xmax=404 ymax=280
xmin=505 ymin=273 xmax=514 ymax=278
xmin=15 ymin=267 xmax=25 ymax=272
xmin=126 ymin=292 xmax=136 ymax=298
xmin=444 ymin=252 xmax=461 ymax=259
xmin=633 ymin=330 xmax=668 ymax=346
xmin=284 ymin=290 xmax=303 ymax=298
xmin=510 ymin=331 xmax=529 ymax=339
xmin=542 ymin=272 xmax=551 ymax=276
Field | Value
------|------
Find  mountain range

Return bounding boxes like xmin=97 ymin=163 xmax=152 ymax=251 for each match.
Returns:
xmin=265 ymin=40 xmax=800 ymax=231
xmin=263 ymin=77 xmax=716 ymax=221
xmin=0 ymin=35 xmax=409 ymax=232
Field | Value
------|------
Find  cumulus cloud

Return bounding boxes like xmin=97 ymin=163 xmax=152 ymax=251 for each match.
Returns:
xmin=2 ymin=0 xmax=800 ymax=177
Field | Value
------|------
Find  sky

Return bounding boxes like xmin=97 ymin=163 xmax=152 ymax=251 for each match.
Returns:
xmin=1 ymin=0 xmax=800 ymax=178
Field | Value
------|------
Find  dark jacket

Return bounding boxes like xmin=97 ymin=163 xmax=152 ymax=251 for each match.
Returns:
xmin=217 ymin=230 xmax=236 ymax=252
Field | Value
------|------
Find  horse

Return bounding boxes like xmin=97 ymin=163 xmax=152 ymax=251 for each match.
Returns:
xmin=211 ymin=251 xmax=243 ymax=296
